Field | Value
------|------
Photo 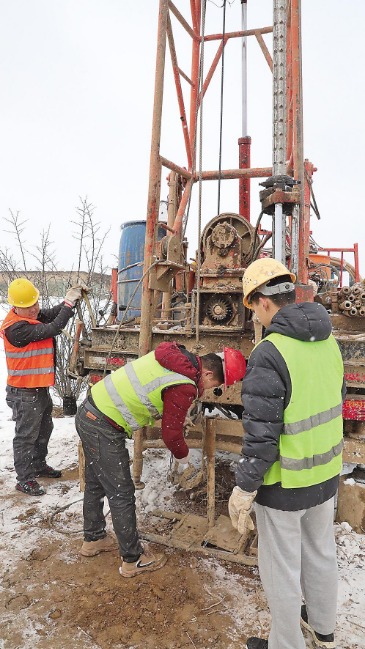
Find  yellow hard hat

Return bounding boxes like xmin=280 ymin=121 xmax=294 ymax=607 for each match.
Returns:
xmin=243 ymin=258 xmax=296 ymax=308
xmin=8 ymin=278 xmax=40 ymax=308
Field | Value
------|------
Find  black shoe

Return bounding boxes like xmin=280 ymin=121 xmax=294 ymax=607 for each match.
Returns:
xmin=246 ymin=638 xmax=268 ymax=649
xmin=16 ymin=480 xmax=45 ymax=496
xmin=301 ymin=605 xmax=336 ymax=648
xmin=36 ymin=465 xmax=62 ymax=478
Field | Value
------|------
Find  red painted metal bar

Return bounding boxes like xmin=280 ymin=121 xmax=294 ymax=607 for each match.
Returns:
xmin=168 ymin=1 xmax=198 ymax=41
xmin=204 ymin=26 xmax=273 ymax=42
xmin=291 ymin=0 xmax=306 ymax=283
xmin=318 ymin=244 xmax=361 ymax=283
xmin=172 ymin=178 xmax=194 ymax=235
xmin=179 ymin=67 xmax=194 ymax=86
xmin=190 ymin=0 xmax=199 ymax=31
xmin=319 ymin=248 xmax=358 ymax=252
xmin=160 ymin=155 xmax=192 ymax=180
xmin=354 ymin=243 xmax=360 ymax=282
xmin=189 ymin=1 xmax=200 ymax=165
xmin=254 ymin=30 xmax=273 ymax=71
xmin=139 ymin=0 xmax=169 ymax=357
xmin=238 ymin=137 xmax=251 ymax=220
xmin=298 ymin=159 xmax=313 ymax=284
xmin=198 ymin=39 xmax=227 ymax=107
xmin=166 ymin=14 xmax=193 ymax=169
xmin=197 ymin=166 xmax=273 ymax=181
xmin=340 ymin=251 xmax=344 ymax=288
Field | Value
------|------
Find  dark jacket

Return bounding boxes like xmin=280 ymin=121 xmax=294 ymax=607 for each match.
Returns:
xmin=4 ymin=303 xmax=73 ymax=348
xmin=155 ymin=341 xmax=203 ymax=460
xmin=236 ymin=302 xmax=346 ymax=511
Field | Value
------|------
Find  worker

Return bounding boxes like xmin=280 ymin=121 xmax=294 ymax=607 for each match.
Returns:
xmin=75 ymin=341 xmax=245 ymax=578
xmin=228 ymin=258 xmax=345 ymax=649
xmin=0 ymin=278 xmax=85 ymax=496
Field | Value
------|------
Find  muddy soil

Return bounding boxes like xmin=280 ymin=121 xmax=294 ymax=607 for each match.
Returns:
xmin=0 ymin=462 xmax=272 ymax=649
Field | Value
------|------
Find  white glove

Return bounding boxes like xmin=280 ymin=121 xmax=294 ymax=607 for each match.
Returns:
xmin=64 ymin=285 xmax=84 ymax=307
xmin=175 ymin=451 xmax=191 ymax=465
xmin=228 ymin=486 xmax=257 ymax=536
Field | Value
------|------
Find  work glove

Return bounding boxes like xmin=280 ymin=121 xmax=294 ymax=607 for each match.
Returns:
xmin=228 ymin=486 xmax=257 ymax=536
xmin=64 ymin=285 xmax=84 ymax=308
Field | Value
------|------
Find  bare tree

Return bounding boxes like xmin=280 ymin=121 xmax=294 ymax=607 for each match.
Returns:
xmin=0 ymin=199 xmax=112 ymax=408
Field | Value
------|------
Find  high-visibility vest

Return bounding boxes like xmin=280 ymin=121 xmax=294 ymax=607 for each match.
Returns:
xmin=91 ymin=351 xmax=197 ymax=437
xmin=0 ymin=309 xmax=55 ymax=388
xmin=258 ymin=332 xmax=344 ymax=489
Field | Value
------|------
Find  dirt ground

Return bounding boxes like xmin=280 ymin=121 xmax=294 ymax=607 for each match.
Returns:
xmin=0 ymin=464 xmax=272 ymax=649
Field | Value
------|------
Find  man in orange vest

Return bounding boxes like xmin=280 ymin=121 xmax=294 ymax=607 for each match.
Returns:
xmin=0 ymin=278 xmax=84 ymax=496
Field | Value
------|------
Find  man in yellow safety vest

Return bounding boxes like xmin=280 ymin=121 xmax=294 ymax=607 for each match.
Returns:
xmin=228 ymin=258 xmax=345 ymax=649
xmin=76 ymin=340 xmax=246 ymax=578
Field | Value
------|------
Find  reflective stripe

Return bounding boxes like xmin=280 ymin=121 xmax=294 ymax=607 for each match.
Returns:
xmin=145 ymin=373 xmax=196 ymax=393
xmin=5 ymin=346 xmax=54 ymax=359
xmin=8 ymin=366 xmax=54 ymax=376
xmin=124 ymin=364 xmax=160 ymax=418
xmin=280 ymin=438 xmax=344 ymax=472
xmin=104 ymin=374 xmax=140 ymax=430
xmin=283 ymin=403 xmax=343 ymax=435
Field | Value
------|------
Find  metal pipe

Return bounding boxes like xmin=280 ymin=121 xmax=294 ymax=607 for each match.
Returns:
xmin=291 ymin=203 xmax=299 ymax=276
xmin=204 ymin=25 xmax=273 ymax=42
xmin=139 ymin=0 xmax=169 ymax=357
xmin=172 ymin=177 xmax=193 ymax=235
xmin=354 ymin=243 xmax=360 ymax=283
xmin=197 ymin=166 xmax=272 ymax=180
xmin=168 ymin=1 xmax=198 ymax=40
xmin=189 ymin=1 xmax=201 ymax=161
xmin=291 ymin=0 xmax=306 ymax=282
xmin=272 ymin=0 xmax=287 ymax=264
xmin=238 ymin=137 xmax=251 ymax=219
xmin=162 ymin=172 xmax=178 ymax=319
xmin=160 ymin=156 xmax=192 ymax=179
xmin=241 ymin=0 xmax=248 ymax=137
xmin=255 ymin=29 xmax=273 ymax=71
xmin=166 ymin=14 xmax=193 ymax=169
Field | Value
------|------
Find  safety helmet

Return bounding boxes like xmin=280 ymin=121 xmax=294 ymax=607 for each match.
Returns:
xmin=242 ymin=258 xmax=296 ymax=309
xmin=222 ymin=347 xmax=246 ymax=389
xmin=8 ymin=278 xmax=39 ymax=308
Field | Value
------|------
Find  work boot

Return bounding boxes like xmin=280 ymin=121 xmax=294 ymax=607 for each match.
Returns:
xmin=15 ymin=480 xmax=45 ymax=496
xmin=119 ymin=545 xmax=167 ymax=578
xmin=246 ymin=638 xmax=268 ymax=649
xmin=301 ymin=605 xmax=336 ymax=648
xmin=36 ymin=465 xmax=62 ymax=478
xmin=80 ymin=535 xmax=118 ymax=557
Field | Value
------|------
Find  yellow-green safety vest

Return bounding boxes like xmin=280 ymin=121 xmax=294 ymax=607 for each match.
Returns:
xmin=91 ymin=351 xmax=197 ymax=437
xmin=258 ymin=333 xmax=344 ymax=489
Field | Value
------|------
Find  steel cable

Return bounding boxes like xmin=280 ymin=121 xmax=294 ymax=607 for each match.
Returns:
xmin=195 ymin=0 xmax=207 ymax=343
xmin=217 ymin=0 xmax=227 ymax=215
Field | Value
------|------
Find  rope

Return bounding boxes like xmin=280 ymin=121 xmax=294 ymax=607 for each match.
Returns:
xmin=217 ymin=0 xmax=227 ymax=215
xmin=195 ymin=0 xmax=207 ymax=344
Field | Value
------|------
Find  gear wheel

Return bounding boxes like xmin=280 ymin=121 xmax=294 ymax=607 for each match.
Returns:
xmin=206 ymin=296 xmax=233 ymax=323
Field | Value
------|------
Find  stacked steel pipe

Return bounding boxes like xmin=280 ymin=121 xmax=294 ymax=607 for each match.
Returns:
xmin=338 ymin=283 xmax=365 ymax=317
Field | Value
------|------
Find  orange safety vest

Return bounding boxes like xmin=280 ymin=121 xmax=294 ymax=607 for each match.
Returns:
xmin=0 ymin=309 xmax=55 ymax=388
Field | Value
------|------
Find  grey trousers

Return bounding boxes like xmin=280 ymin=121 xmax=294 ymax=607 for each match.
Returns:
xmin=255 ymin=498 xmax=338 ymax=649
xmin=75 ymin=400 xmax=143 ymax=561
xmin=6 ymin=385 xmax=54 ymax=482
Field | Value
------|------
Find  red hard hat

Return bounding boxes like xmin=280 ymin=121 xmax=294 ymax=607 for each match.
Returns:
xmin=223 ymin=347 xmax=246 ymax=388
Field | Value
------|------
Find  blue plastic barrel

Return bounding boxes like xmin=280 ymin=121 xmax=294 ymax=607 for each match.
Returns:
xmin=117 ymin=220 xmax=165 ymax=320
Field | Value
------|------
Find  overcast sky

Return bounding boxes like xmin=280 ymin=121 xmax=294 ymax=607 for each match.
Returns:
xmin=0 ymin=0 xmax=364 ymax=276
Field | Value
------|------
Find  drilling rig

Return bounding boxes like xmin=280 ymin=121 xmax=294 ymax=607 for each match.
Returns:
xmin=76 ymin=0 xmax=365 ymax=555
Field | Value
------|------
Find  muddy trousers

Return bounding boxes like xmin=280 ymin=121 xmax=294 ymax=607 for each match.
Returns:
xmin=75 ymin=400 xmax=143 ymax=561
xmin=255 ymin=498 xmax=338 ymax=649
xmin=6 ymin=385 xmax=54 ymax=482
